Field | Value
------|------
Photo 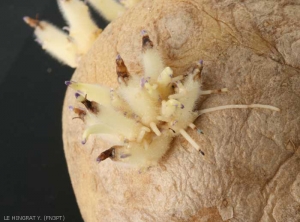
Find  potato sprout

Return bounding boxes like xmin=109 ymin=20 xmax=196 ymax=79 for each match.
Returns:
xmin=24 ymin=0 xmax=141 ymax=67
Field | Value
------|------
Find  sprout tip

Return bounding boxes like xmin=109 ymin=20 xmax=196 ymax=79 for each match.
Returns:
xmin=65 ymin=80 xmax=73 ymax=86
xmin=75 ymin=92 xmax=81 ymax=98
xmin=23 ymin=16 xmax=40 ymax=28
xmin=141 ymin=30 xmax=147 ymax=36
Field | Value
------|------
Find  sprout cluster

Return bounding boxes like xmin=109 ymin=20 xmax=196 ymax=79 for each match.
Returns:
xmin=23 ymin=1 xmax=279 ymax=168
xmin=66 ymin=32 xmax=280 ymax=168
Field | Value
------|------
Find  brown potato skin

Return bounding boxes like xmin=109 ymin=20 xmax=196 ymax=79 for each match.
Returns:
xmin=63 ymin=0 xmax=300 ymax=221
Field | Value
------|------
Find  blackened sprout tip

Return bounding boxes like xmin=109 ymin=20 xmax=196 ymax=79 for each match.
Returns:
xmin=181 ymin=104 xmax=185 ymax=109
xmin=96 ymin=148 xmax=115 ymax=163
xmin=199 ymin=60 xmax=203 ymax=65
xmin=142 ymin=31 xmax=153 ymax=49
xmin=81 ymin=139 xmax=86 ymax=145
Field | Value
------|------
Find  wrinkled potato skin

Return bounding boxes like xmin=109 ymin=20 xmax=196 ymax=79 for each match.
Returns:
xmin=62 ymin=0 xmax=300 ymax=221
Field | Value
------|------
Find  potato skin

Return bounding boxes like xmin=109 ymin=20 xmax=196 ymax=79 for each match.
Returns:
xmin=63 ymin=0 xmax=300 ymax=221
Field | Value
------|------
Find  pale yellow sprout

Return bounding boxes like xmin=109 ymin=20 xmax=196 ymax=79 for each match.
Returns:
xmin=136 ymin=126 xmax=151 ymax=143
xmin=179 ymin=129 xmax=200 ymax=151
xmin=168 ymin=81 xmax=187 ymax=99
xmin=161 ymin=99 xmax=182 ymax=118
xmin=74 ymin=93 xmax=143 ymax=143
xmin=157 ymin=67 xmax=173 ymax=86
xmin=197 ymin=104 xmax=280 ymax=116
xmin=142 ymin=49 xmax=165 ymax=79
xmin=66 ymin=31 xmax=280 ymax=168
xmin=23 ymin=17 xmax=77 ymax=67
xmin=24 ymin=0 xmax=101 ymax=68
xmin=149 ymin=122 xmax=161 ymax=136
xmin=58 ymin=0 xmax=101 ymax=54
xmin=141 ymin=31 xmax=165 ymax=80
xmin=118 ymin=76 xmax=160 ymax=125
xmin=113 ymin=135 xmax=173 ymax=167
xmin=157 ymin=67 xmax=173 ymax=98
xmin=24 ymin=0 xmax=142 ymax=67
xmin=24 ymin=0 xmax=142 ymax=68
xmin=87 ymin=0 xmax=126 ymax=21
xmin=201 ymin=88 xmax=228 ymax=95
xmin=65 ymin=81 xmax=111 ymax=106
xmin=82 ymin=123 xmax=118 ymax=143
